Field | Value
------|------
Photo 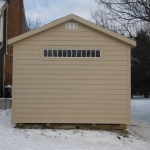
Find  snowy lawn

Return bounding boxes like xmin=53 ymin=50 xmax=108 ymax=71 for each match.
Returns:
xmin=0 ymin=96 xmax=150 ymax=150
xmin=128 ymin=96 xmax=150 ymax=142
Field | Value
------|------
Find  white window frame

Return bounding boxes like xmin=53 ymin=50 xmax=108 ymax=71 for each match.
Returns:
xmin=66 ymin=23 xmax=78 ymax=30
xmin=43 ymin=49 xmax=101 ymax=58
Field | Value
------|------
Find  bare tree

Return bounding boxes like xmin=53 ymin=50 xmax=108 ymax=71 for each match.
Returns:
xmin=91 ymin=0 xmax=150 ymax=38
xmin=27 ymin=17 xmax=48 ymax=31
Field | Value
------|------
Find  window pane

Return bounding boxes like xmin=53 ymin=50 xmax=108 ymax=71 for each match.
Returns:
xmin=71 ymin=23 xmax=73 ymax=29
xmin=91 ymin=50 xmax=95 ymax=57
xmin=75 ymin=23 xmax=78 ymax=29
xmin=67 ymin=50 xmax=71 ymax=57
xmin=96 ymin=50 xmax=100 ymax=57
xmin=53 ymin=50 xmax=57 ymax=57
xmin=58 ymin=50 xmax=62 ymax=57
xmin=77 ymin=50 xmax=81 ymax=57
xmin=82 ymin=50 xmax=86 ymax=57
xmin=48 ymin=50 xmax=52 ymax=57
xmin=66 ymin=23 xmax=78 ymax=30
xmin=87 ymin=50 xmax=90 ymax=57
xmin=63 ymin=50 xmax=66 ymax=57
xmin=66 ymin=23 xmax=69 ymax=29
xmin=44 ymin=50 xmax=47 ymax=57
xmin=72 ymin=50 xmax=76 ymax=57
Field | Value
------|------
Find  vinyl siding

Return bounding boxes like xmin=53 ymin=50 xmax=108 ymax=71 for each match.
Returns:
xmin=12 ymin=21 xmax=131 ymax=124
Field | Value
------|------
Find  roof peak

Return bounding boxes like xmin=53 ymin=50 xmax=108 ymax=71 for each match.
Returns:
xmin=8 ymin=14 xmax=136 ymax=47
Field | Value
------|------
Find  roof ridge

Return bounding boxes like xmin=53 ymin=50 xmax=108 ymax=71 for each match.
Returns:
xmin=8 ymin=14 xmax=136 ymax=47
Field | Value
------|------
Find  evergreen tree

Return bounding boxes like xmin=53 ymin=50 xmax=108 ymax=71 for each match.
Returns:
xmin=131 ymin=30 xmax=150 ymax=97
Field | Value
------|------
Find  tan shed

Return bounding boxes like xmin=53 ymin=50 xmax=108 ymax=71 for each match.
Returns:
xmin=8 ymin=14 xmax=136 ymax=126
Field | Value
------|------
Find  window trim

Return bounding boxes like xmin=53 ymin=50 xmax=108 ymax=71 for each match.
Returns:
xmin=43 ymin=49 xmax=101 ymax=58
xmin=66 ymin=23 xmax=78 ymax=30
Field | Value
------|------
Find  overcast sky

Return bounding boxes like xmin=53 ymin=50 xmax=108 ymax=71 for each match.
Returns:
xmin=24 ymin=0 xmax=97 ymax=22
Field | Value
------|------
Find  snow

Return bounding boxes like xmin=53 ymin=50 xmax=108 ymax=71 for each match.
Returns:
xmin=131 ymin=96 xmax=150 ymax=122
xmin=0 ymin=96 xmax=150 ymax=150
xmin=0 ymin=98 xmax=12 ymax=100
xmin=0 ymin=1 xmax=5 ymax=9
xmin=128 ymin=96 xmax=150 ymax=142
xmin=4 ymin=84 xmax=12 ymax=88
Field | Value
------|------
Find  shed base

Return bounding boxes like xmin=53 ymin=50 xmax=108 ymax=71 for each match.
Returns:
xmin=16 ymin=123 xmax=127 ymax=130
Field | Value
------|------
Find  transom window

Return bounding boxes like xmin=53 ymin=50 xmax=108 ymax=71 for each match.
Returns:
xmin=66 ymin=23 xmax=78 ymax=29
xmin=44 ymin=50 xmax=101 ymax=58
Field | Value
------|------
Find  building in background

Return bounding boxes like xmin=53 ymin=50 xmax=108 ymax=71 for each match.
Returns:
xmin=0 ymin=0 xmax=28 ymax=97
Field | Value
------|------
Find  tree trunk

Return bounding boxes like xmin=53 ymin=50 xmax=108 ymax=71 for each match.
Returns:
xmin=144 ymin=92 xmax=149 ymax=98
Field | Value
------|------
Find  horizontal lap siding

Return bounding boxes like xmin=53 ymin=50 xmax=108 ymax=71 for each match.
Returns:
xmin=15 ymin=104 xmax=128 ymax=109
xmin=13 ymin=119 xmax=128 ymax=124
xmin=15 ymin=55 xmax=127 ymax=61
xmin=16 ymin=41 xmax=127 ymax=46
xmin=16 ymin=70 xmax=127 ymax=75
xmin=14 ymin=114 xmax=128 ymax=119
xmin=13 ymin=22 xmax=130 ymax=124
xmin=15 ymin=60 xmax=127 ymax=65
xmin=15 ymin=65 xmax=128 ymax=70
xmin=14 ymin=45 xmax=130 ymax=50
xmin=15 ymin=94 xmax=128 ymax=99
xmin=15 ymin=84 xmax=127 ymax=90
xmin=15 ymin=99 xmax=128 ymax=104
xmin=15 ymin=80 xmax=127 ymax=85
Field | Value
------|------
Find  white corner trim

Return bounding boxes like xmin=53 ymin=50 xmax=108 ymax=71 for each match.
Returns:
xmin=0 ymin=9 xmax=3 ymax=49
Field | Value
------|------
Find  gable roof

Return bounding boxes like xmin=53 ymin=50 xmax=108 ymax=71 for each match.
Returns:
xmin=8 ymin=14 xmax=136 ymax=47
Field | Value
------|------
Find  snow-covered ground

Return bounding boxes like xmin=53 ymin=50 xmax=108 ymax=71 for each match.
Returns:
xmin=0 ymin=96 xmax=150 ymax=150
xmin=128 ymin=96 xmax=150 ymax=143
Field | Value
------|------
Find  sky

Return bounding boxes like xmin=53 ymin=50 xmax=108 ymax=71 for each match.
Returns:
xmin=24 ymin=0 xmax=97 ymax=23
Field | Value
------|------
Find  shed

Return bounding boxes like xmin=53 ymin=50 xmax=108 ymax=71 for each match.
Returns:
xmin=8 ymin=14 xmax=136 ymax=126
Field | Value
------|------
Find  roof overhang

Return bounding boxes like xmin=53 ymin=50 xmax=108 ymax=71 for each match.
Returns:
xmin=8 ymin=14 xmax=136 ymax=47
